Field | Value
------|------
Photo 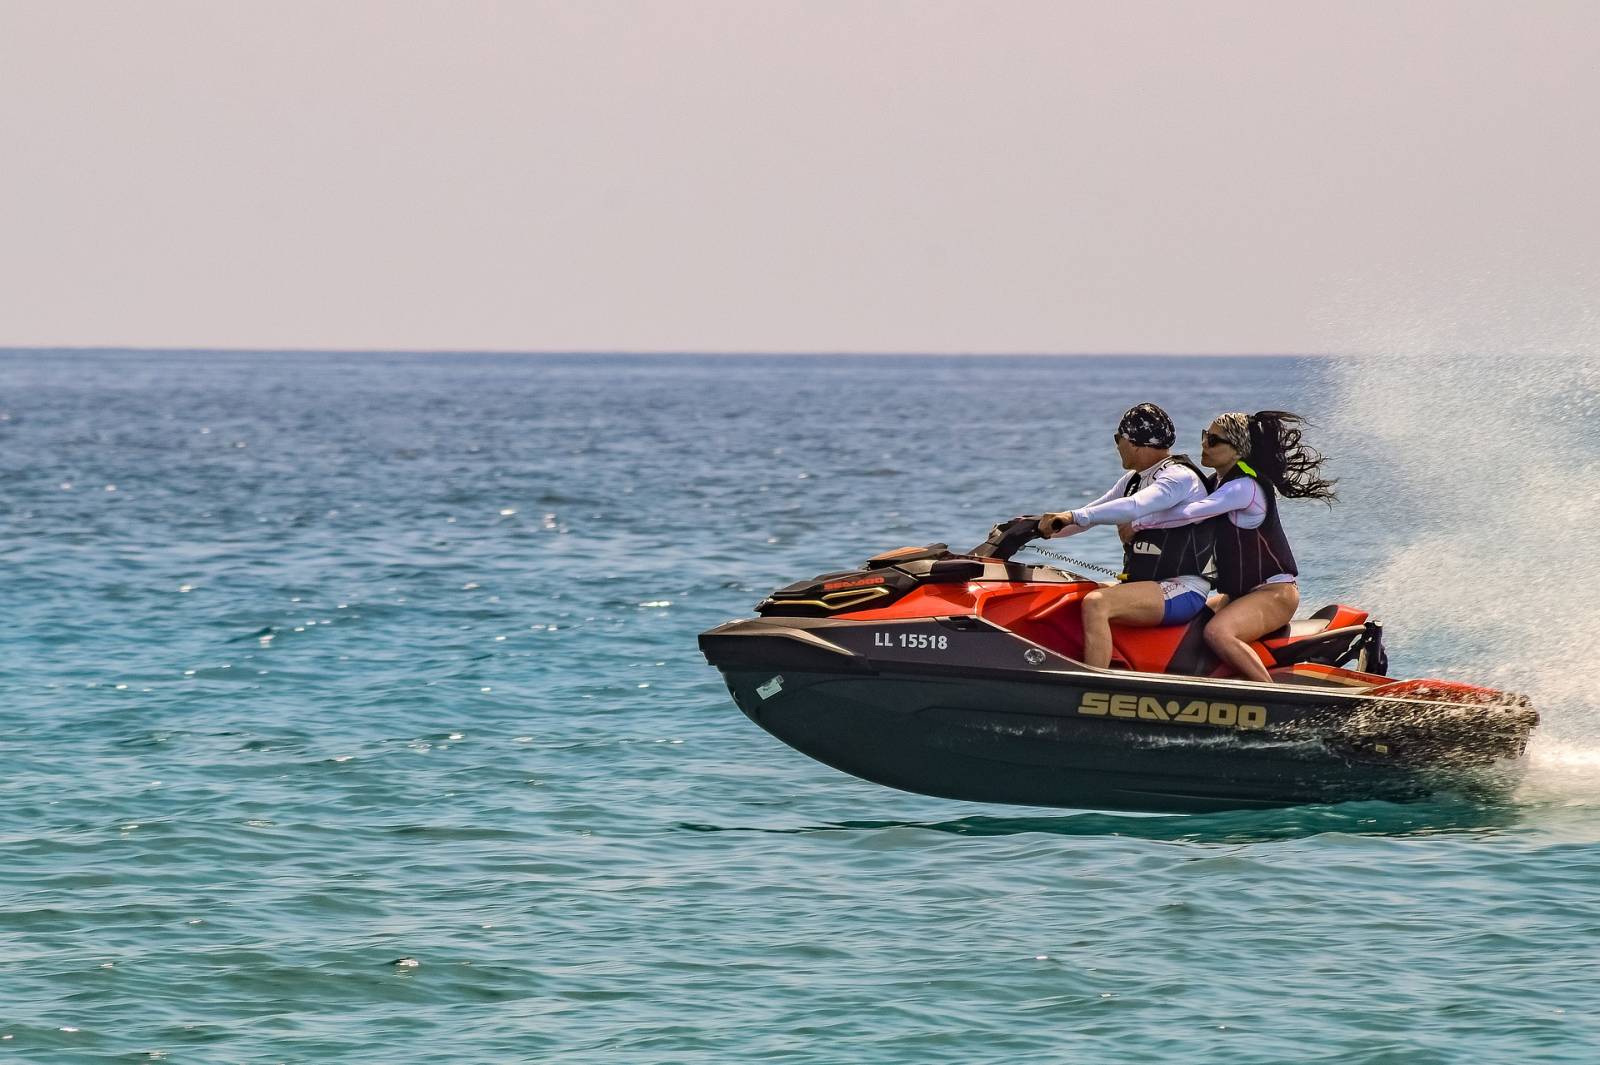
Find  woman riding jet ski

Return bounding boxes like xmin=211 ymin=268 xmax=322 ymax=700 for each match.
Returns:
xmin=1042 ymin=408 xmax=1336 ymax=684
xmin=699 ymin=507 xmax=1538 ymax=814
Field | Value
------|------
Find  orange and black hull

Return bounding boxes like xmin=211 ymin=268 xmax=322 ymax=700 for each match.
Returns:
xmin=701 ymin=614 xmax=1537 ymax=813
xmin=702 ymin=520 xmax=1537 ymax=813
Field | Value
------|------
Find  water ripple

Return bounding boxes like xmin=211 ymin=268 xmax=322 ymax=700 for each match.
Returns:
xmin=0 ymin=351 xmax=1596 ymax=1061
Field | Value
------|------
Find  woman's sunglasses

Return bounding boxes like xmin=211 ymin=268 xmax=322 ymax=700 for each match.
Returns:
xmin=1202 ymin=431 xmax=1233 ymax=448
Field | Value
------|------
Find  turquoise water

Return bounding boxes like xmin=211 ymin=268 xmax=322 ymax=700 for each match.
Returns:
xmin=2 ymin=350 xmax=1597 ymax=1062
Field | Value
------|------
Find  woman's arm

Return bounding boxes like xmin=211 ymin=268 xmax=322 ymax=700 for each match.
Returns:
xmin=1134 ymin=477 xmax=1262 ymax=530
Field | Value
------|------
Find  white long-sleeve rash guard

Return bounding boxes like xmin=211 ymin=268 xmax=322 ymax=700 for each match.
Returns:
xmin=1056 ymin=459 xmax=1210 ymax=537
xmin=1134 ymin=475 xmax=1264 ymax=531
xmin=1135 ymin=475 xmax=1295 ymax=586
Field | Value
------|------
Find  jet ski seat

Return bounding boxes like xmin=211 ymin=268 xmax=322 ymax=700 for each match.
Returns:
xmin=1270 ymin=617 xmax=1334 ymax=640
xmin=1260 ymin=604 xmax=1369 ymax=642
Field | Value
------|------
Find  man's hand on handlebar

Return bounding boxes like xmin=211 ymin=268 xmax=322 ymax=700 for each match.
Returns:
xmin=1037 ymin=512 xmax=1074 ymax=538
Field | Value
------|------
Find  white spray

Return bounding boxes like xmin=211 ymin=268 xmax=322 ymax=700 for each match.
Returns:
xmin=1317 ymin=279 xmax=1600 ymax=803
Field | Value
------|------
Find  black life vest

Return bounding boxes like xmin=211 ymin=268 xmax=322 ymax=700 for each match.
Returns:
xmin=1120 ymin=454 xmax=1216 ymax=584
xmin=1212 ymin=465 xmax=1299 ymax=597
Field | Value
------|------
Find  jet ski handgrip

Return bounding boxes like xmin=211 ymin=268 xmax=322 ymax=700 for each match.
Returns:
xmin=970 ymin=516 xmax=1044 ymax=561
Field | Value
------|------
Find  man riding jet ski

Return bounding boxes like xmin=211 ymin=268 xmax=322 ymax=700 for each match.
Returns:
xmin=1033 ymin=402 xmax=1217 ymax=671
xmin=699 ymin=516 xmax=1537 ymax=814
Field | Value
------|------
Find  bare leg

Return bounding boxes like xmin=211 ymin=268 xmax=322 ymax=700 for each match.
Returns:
xmin=1080 ymin=582 xmax=1167 ymax=669
xmin=1204 ymin=584 xmax=1300 ymax=683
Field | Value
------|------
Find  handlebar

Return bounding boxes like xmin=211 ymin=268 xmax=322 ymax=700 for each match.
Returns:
xmin=969 ymin=516 xmax=1045 ymax=561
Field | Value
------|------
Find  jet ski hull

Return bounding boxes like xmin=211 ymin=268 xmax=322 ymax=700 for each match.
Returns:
xmin=702 ymin=616 xmax=1536 ymax=814
xmin=702 ymin=519 xmax=1537 ymax=813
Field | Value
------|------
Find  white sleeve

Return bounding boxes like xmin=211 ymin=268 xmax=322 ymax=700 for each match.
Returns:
xmin=1073 ymin=466 xmax=1199 ymax=527
xmin=1077 ymin=473 xmax=1131 ymax=511
xmin=1134 ymin=477 xmax=1263 ymax=530
xmin=1050 ymin=473 xmax=1131 ymax=537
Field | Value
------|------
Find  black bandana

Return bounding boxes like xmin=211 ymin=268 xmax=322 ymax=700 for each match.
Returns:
xmin=1117 ymin=403 xmax=1175 ymax=449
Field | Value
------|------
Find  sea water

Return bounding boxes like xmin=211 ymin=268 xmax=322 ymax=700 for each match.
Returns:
xmin=1 ymin=350 xmax=1597 ymax=1063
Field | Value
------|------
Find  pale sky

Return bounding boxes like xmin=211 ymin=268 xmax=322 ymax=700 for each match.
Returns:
xmin=3 ymin=1 xmax=1597 ymax=354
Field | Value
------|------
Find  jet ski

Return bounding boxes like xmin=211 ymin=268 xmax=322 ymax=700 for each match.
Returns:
xmin=699 ymin=517 xmax=1538 ymax=814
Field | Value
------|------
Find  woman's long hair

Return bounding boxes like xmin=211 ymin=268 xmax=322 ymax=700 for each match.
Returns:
xmin=1247 ymin=410 xmax=1337 ymax=502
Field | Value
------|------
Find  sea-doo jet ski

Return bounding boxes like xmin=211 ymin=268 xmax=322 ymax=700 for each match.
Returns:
xmin=699 ymin=517 xmax=1537 ymax=813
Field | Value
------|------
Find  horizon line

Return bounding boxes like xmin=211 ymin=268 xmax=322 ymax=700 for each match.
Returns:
xmin=0 ymin=345 xmax=1339 ymax=358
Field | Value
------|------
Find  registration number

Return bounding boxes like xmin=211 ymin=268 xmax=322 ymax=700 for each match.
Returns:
xmin=874 ymin=631 xmax=949 ymax=650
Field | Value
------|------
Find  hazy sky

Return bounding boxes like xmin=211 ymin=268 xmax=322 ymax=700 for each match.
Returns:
xmin=3 ymin=1 xmax=1598 ymax=353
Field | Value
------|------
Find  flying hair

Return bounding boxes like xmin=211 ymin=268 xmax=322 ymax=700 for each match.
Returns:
xmin=1246 ymin=410 xmax=1338 ymax=503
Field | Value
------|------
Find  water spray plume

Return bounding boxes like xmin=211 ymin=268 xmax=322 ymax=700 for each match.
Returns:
xmin=1325 ymin=347 xmax=1600 ymax=799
